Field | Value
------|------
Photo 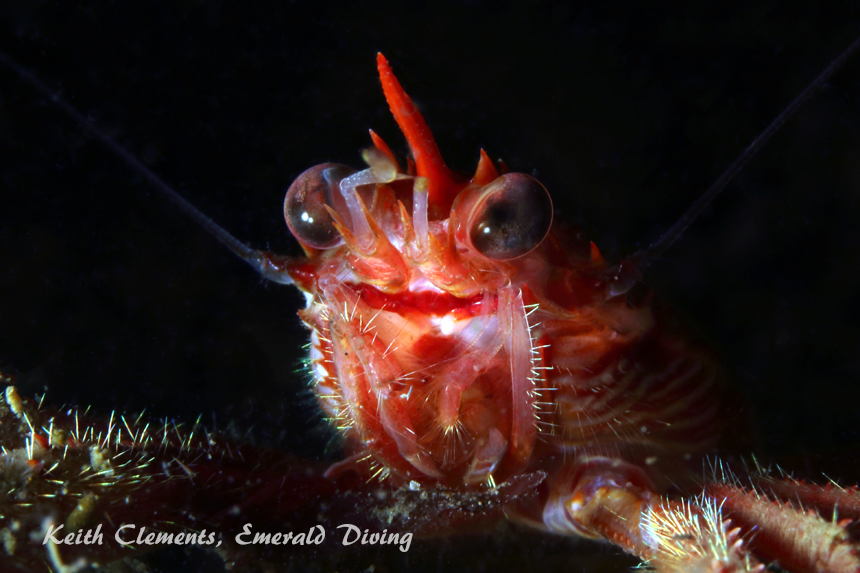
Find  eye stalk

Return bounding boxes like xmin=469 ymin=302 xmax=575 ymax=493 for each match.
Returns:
xmin=284 ymin=163 xmax=356 ymax=249
xmin=461 ymin=173 xmax=553 ymax=260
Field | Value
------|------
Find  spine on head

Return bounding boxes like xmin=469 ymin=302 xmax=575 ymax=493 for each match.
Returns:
xmin=377 ymin=53 xmax=460 ymax=218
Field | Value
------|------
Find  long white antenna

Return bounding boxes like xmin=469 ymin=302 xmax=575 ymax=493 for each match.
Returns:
xmin=628 ymin=35 xmax=860 ymax=271
xmin=0 ymin=50 xmax=295 ymax=285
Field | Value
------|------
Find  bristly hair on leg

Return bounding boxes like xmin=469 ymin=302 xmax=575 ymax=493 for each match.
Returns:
xmin=640 ymin=495 xmax=762 ymax=573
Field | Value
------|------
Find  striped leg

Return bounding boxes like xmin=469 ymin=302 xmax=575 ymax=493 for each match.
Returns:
xmin=542 ymin=457 xmax=860 ymax=572
xmin=542 ymin=457 xmax=762 ymax=572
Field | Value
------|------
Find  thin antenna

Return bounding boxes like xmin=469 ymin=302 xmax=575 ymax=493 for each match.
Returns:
xmin=629 ymin=35 xmax=860 ymax=271
xmin=0 ymin=51 xmax=294 ymax=285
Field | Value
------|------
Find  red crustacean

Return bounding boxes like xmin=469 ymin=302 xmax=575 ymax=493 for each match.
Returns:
xmin=269 ymin=54 xmax=860 ymax=572
xmin=2 ymin=41 xmax=860 ymax=572
xmin=288 ymin=54 xmax=720 ymax=499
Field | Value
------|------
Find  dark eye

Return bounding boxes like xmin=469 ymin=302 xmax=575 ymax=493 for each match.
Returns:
xmin=284 ymin=163 xmax=355 ymax=248
xmin=468 ymin=173 xmax=553 ymax=260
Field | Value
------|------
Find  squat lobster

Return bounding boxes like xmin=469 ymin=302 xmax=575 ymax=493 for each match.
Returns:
xmin=1 ymin=42 xmax=860 ymax=573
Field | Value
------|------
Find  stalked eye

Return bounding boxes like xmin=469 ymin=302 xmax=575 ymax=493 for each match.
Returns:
xmin=284 ymin=163 xmax=356 ymax=249
xmin=468 ymin=173 xmax=553 ymax=260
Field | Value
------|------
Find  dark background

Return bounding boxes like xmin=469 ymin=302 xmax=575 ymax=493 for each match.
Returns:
xmin=1 ymin=2 xmax=860 ymax=571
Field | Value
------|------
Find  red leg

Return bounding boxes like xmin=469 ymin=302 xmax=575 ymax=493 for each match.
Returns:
xmin=540 ymin=457 xmax=763 ymax=572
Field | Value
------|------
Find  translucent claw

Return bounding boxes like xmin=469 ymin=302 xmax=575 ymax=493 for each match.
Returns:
xmin=338 ymin=147 xmax=401 ymax=251
xmin=412 ymin=176 xmax=430 ymax=252
xmin=325 ymin=196 xmax=410 ymax=293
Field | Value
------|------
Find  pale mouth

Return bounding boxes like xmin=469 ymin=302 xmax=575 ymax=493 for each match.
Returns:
xmin=304 ymin=281 xmax=541 ymax=485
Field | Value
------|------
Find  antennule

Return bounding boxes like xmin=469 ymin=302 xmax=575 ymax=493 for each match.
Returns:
xmin=629 ymin=35 xmax=860 ymax=271
xmin=0 ymin=50 xmax=294 ymax=285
